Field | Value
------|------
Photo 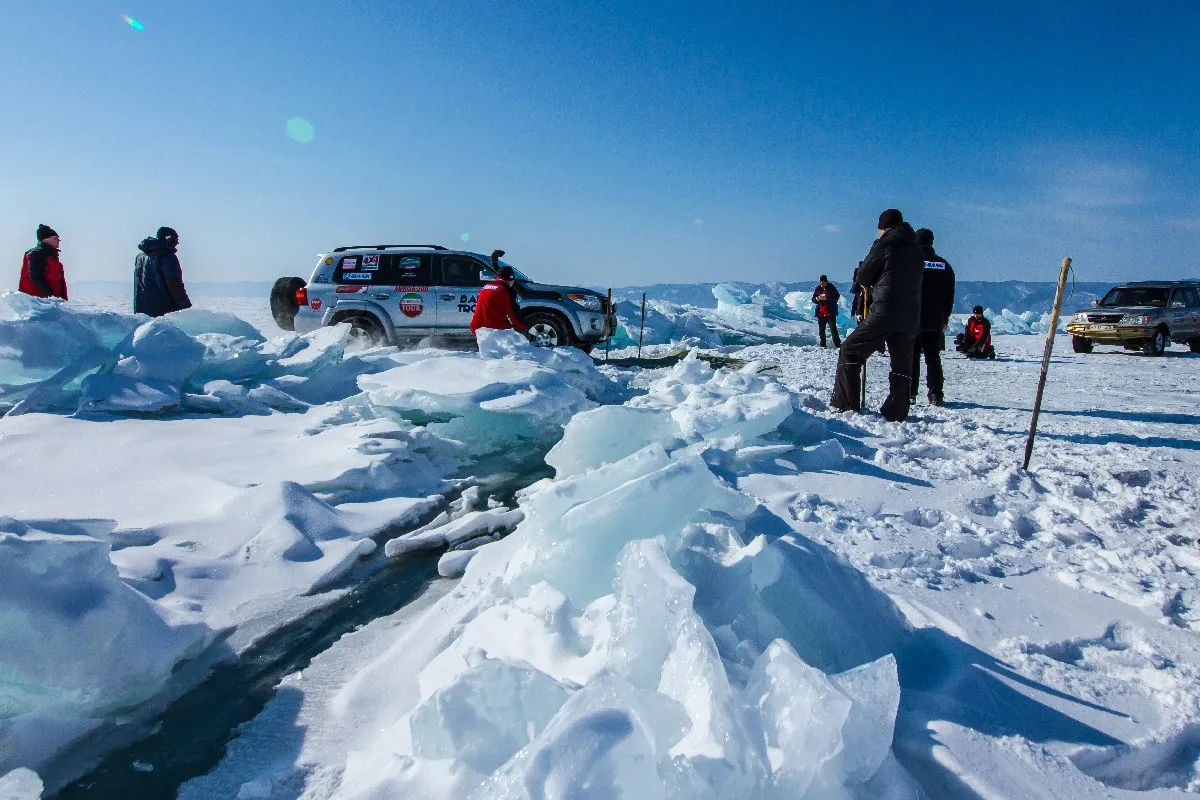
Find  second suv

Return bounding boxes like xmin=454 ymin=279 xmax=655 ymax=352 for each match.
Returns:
xmin=1065 ymin=281 xmax=1200 ymax=356
xmin=270 ymin=245 xmax=615 ymax=352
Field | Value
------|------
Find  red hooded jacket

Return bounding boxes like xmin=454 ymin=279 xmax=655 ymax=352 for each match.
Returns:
xmin=965 ymin=316 xmax=991 ymax=347
xmin=470 ymin=279 xmax=527 ymax=334
xmin=19 ymin=245 xmax=68 ymax=300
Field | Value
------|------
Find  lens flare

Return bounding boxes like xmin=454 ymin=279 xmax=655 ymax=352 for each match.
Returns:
xmin=122 ymin=14 xmax=145 ymax=30
xmin=460 ymin=233 xmax=470 ymax=242
xmin=285 ymin=117 xmax=315 ymax=144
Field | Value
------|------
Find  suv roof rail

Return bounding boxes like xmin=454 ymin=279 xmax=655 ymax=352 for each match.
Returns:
xmin=1121 ymin=280 xmax=1200 ymax=286
xmin=331 ymin=244 xmax=449 ymax=252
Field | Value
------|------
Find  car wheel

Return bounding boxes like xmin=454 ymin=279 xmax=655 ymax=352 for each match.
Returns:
xmin=270 ymin=277 xmax=306 ymax=331
xmin=1071 ymin=336 xmax=1093 ymax=354
xmin=1190 ymin=339 xmax=1200 ymax=354
xmin=1142 ymin=328 xmax=1169 ymax=356
xmin=524 ymin=312 xmax=570 ymax=348
xmin=342 ymin=314 xmax=387 ymax=348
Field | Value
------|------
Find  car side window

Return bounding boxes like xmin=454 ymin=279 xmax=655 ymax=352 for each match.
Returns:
xmin=334 ymin=254 xmax=385 ymax=284
xmin=439 ymin=256 xmax=490 ymax=286
xmin=382 ymin=254 xmax=432 ymax=286
xmin=1177 ymin=288 xmax=1200 ymax=308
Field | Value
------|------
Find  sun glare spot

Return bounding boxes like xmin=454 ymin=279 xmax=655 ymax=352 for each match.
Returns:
xmin=286 ymin=117 xmax=315 ymax=144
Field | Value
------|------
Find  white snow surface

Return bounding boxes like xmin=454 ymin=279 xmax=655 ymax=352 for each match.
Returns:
xmin=4 ymin=289 xmax=1200 ymax=799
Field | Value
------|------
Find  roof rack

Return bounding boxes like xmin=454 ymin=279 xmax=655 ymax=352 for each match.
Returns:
xmin=332 ymin=244 xmax=448 ymax=252
xmin=1120 ymin=280 xmax=1200 ymax=286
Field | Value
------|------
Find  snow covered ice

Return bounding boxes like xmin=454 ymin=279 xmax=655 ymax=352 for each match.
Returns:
xmin=5 ymin=288 xmax=1200 ymax=799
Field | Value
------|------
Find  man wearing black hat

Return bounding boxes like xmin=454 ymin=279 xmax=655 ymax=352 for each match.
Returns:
xmin=18 ymin=224 xmax=68 ymax=300
xmin=133 ymin=226 xmax=192 ymax=317
xmin=811 ymin=274 xmax=842 ymax=348
xmin=829 ymin=209 xmax=923 ymax=421
xmin=911 ymin=228 xmax=956 ymax=406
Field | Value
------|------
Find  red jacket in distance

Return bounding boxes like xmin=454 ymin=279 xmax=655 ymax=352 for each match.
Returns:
xmin=470 ymin=279 xmax=527 ymax=334
xmin=965 ymin=316 xmax=991 ymax=347
xmin=19 ymin=245 xmax=68 ymax=300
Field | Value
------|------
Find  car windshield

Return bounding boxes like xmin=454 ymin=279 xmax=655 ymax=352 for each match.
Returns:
xmin=1098 ymin=287 xmax=1170 ymax=307
xmin=472 ymin=255 xmax=531 ymax=282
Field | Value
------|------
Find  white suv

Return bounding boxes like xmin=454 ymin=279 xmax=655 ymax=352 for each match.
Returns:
xmin=270 ymin=245 xmax=615 ymax=352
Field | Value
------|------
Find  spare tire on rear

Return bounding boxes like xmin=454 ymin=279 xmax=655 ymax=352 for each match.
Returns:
xmin=270 ymin=277 xmax=306 ymax=331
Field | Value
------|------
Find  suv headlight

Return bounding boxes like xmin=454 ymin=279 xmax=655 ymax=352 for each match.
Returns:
xmin=1122 ymin=314 xmax=1150 ymax=325
xmin=1071 ymin=313 xmax=1088 ymax=324
xmin=566 ymin=293 xmax=603 ymax=311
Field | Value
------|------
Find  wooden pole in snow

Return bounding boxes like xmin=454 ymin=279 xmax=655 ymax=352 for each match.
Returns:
xmin=637 ymin=292 xmax=647 ymax=361
xmin=605 ymin=288 xmax=612 ymax=363
xmin=1022 ymin=257 xmax=1072 ymax=470
xmin=859 ymin=286 xmax=869 ymax=408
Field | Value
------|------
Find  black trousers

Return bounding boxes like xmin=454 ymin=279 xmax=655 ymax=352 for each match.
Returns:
xmin=829 ymin=317 xmax=916 ymax=421
xmin=818 ymin=316 xmax=841 ymax=347
xmin=911 ymin=330 xmax=945 ymax=399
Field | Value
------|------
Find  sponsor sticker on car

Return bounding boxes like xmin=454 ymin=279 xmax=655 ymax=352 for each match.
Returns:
xmin=343 ymin=272 xmax=373 ymax=281
xmin=335 ymin=285 xmax=367 ymax=294
xmin=362 ymin=255 xmax=380 ymax=271
xmin=399 ymin=293 xmax=424 ymax=318
xmin=341 ymin=256 xmax=359 ymax=270
xmin=393 ymin=286 xmax=429 ymax=292
xmin=310 ymin=298 xmax=323 ymax=311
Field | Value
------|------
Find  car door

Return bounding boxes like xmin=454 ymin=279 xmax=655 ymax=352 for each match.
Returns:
xmin=383 ymin=254 xmax=435 ymax=330
xmin=434 ymin=254 xmax=492 ymax=330
xmin=1176 ymin=288 xmax=1200 ymax=339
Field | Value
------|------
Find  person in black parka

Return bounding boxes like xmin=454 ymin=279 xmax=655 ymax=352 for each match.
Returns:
xmin=829 ymin=209 xmax=923 ymax=421
xmin=134 ymin=226 xmax=192 ymax=317
xmin=811 ymin=274 xmax=841 ymax=348
xmin=910 ymin=228 xmax=956 ymax=405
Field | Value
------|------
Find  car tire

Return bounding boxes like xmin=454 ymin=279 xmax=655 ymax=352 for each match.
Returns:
xmin=1190 ymin=339 xmax=1200 ymax=354
xmin=270 ymin=277 xmax=306 ymax=331
xmin=1142 ymin=328 xmax=1169 ymax=357
xmin=524 ymin=312 xmax=570 ymax=348
xmin=340 ymin=314 xmax=387 ymax=348
xmin=1071 ymin=336 xmax=1093 ymax=354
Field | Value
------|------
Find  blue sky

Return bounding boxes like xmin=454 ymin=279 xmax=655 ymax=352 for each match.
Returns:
xmin=3 ymin=1 xmax=1198 ymax=288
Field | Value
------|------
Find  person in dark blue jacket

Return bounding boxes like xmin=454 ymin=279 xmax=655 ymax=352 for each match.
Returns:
xmin=133 ymin=227 xmax=192 ymax=317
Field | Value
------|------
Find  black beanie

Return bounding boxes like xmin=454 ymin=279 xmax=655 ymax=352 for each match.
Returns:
xmin=973 ymin=305 xmax=984 ymax=314
xmin=157 ymin=226 xmax=178 ymax=244
xmin=36 ymin=224 xmax=58 ymax=241
xmin=915 ymin=228 xmax=934 ymax=246
xmin=877 ymin=209 xmax=903 ymax=230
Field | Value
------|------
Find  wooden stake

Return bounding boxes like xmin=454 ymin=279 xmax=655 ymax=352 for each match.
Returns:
xmin=1022 ymin=257 xmax=1073 ymax=470
xmin=637 ymin=292 xmax=647 ymax=361
xmin=605 ymin=288 xmax=612 ymax=363
xmin=859 ymin=286 xmax=869 ymax=408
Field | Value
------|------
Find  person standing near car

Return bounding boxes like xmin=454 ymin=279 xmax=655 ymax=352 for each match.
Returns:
xmin=829 ymin=209 xmax=923 ymax=421
xmin=133 ymin=226 xmax=192 ymax=317
xmin=18 ymin=224 xmax=68 ymax=300
xmin=910 ymin=228 xmax=955 ymax=405
xmin=470 ymin=265 xmax=528 ymax=336
xmin=811 ymin=274 xmax=842 ymax=348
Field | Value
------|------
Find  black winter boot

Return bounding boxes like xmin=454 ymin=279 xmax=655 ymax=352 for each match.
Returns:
xmin=880 ymin=371 xmax=912 ymax=422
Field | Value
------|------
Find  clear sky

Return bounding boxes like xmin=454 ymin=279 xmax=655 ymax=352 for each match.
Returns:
xmin=3 ymin=1 xmax=1198 ymax=288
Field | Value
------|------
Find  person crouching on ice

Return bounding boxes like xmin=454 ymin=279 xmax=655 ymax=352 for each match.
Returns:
xmin=955 ymin=306 xmax=996 ymax=359
xmin=470 ymin=265 xmax=529 ymax=339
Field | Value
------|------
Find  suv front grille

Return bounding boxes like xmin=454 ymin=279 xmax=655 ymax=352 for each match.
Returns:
xmin=1086 ymin=313 xmax=1123 ymax=323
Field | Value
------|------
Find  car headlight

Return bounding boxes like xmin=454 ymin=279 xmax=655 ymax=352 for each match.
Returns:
xmin=1122 ymin=314 xmax=1149 ymax=325
xmin=1072 ymin=313 xmax=1088 ymax=324
xmin=566 ymin=293 xmax=603 ymax=311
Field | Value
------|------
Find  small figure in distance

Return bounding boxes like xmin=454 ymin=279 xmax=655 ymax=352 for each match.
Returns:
xmin=811 ymin=274 xmax=842 ymax=348
xmin=470 ymin=265 xmax=529 ymax=338
xmin=955 ymin=306 xmax=996 ymax=359
xmin=134 ymin=226 xmax=192 ymax=317
xmin=911 ymin=228 xmax=956 ymax=405
xmin=829 ymin=208 xmax=923 ymax=422
xmin=19 ymin=224 xmax=68 ymax=300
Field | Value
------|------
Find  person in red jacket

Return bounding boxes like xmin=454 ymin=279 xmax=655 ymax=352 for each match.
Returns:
xmin=19 ymin=224 xmax=68 ymax=300
xmin=470 ymin=265 xmax=528 ymax=336
xmin=955 ymin=306 xmax=995 ymax=359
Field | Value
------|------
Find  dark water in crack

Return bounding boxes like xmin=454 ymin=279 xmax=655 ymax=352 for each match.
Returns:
xmin=52 ymin=452 xmax=553 ymax=799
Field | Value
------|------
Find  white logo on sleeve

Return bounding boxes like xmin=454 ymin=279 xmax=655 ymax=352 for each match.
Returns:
xmin=924 ymin=260 xmax=947 ymax=270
